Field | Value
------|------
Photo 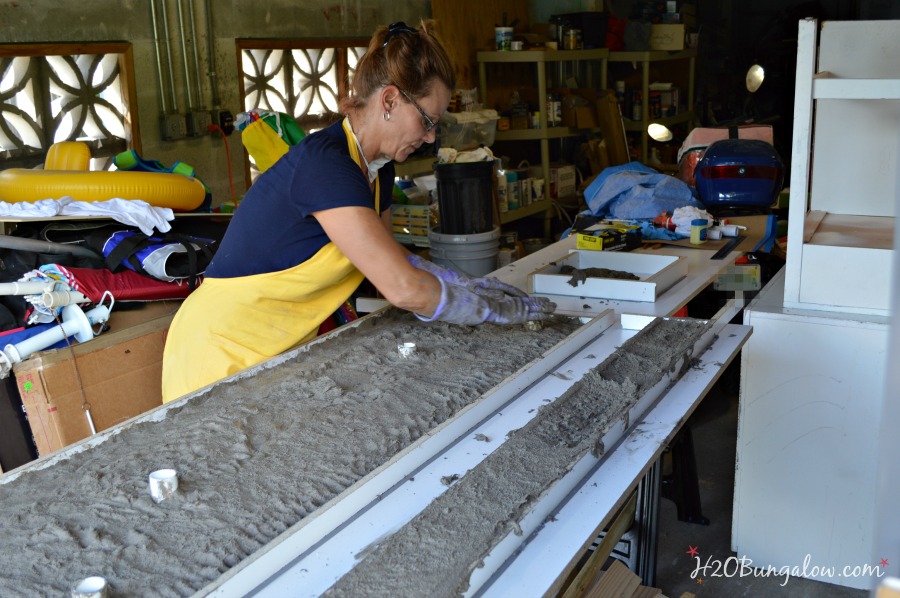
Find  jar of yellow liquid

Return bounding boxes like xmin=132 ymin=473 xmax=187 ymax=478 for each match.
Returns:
xmin=690 ymin=219 xmax=709 ymax=244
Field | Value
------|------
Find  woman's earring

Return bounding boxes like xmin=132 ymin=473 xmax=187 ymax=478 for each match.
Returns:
xmin=383 ymin=111 xmax=391 ymax=121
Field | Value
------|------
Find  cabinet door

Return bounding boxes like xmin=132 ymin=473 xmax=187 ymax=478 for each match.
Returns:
xmin=734 ymin=301 xmax=888 ymax=589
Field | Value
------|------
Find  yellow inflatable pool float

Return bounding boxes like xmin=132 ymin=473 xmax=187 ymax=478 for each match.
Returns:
xmin=0 ymin=168 xmax=207 ymax=211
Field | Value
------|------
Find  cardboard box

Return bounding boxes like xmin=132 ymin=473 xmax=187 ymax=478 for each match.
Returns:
xmin=594 ymin=90 xmax=630 ymax=166
xmin=576 ymin=231 xmax=628 ymax=251
xmin=549 ymin=163 xmax=577 ymax=199
xmin=649 ymin=24 xmax=686 ymax=51
xmin=13 ymin=312 xmax=174 ymax=456
xmin=559 ymin=88 xmax=599 ymax=129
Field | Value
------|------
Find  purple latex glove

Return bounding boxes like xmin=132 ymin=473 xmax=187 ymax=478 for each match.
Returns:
xmin=407 ymin=254 xmax=528 ymax=300
xmin=416 ymin=278 xmax=556 ymax=325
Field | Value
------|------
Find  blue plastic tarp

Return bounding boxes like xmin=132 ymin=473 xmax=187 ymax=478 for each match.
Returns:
xmin=582 ymin=161 xmax=703 ymax=220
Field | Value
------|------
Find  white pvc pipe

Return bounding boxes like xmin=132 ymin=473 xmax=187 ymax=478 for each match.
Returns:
xmin=0 ymin=281 xmax=52 ymax=296
xmin=0 ymin=303 xmax=112 ymax=379
xmin=41 ymin=290 xmax=89 ymax=308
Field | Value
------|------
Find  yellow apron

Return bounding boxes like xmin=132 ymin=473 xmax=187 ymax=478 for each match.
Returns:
xmin=162 ymin=118 xmax=378 ymax=402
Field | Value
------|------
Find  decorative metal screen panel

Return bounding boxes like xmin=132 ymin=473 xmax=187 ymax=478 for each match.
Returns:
xmin=0 ymin=48 xmax=132 ymax=170
xmin=240 ymin=42 xmax=368 ymax=134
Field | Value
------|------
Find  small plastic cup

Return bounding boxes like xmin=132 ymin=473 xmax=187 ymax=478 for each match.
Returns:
xmin=71 ymin=576 xmax=108 ymax=598
xmin=397 ymin=342 xmax=416 ymax=358
xmin=495 ymin=27 xmax=513 ymax=51
xmin=148 ymin=469 xmax=178 ymax=503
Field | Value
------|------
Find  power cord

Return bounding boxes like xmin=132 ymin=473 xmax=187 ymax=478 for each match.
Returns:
xmin=208 ymin=124 xmax=238 ymax=207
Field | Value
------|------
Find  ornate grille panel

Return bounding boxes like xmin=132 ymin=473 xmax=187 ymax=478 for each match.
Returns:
xmin=0 ymin=45 xmax=133 ymax=170
xmin=239 ymin=40 xmax=369 ymax=134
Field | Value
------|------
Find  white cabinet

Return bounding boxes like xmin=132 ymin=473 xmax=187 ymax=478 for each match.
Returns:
xmin=784 ymin=19 xmax=898 ymax=316
xmin=733 ymin=19 xmax=900 ymax=589
xmin=733 ymin=270 xmax=889 ymax=590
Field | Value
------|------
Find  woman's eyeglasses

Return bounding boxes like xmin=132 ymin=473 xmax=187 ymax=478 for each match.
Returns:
xmin=394 ymin=85 xmax=437 ymax=133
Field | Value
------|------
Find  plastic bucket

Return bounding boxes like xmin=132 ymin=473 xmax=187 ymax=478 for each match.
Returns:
xmin=428 ymin=226 xmax=500 ymax=278
xmin=434 ymin=161 xmax=494 ymax=235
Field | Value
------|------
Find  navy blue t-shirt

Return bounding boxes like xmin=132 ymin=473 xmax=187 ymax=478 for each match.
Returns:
xmin=206 ymin=119 xmax=395 ymax=278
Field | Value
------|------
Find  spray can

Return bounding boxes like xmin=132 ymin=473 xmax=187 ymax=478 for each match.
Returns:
xmin=506 ymin=171 xmax=519 ymax=210
xmin=496 ymin=165 xmax=508 ymax=213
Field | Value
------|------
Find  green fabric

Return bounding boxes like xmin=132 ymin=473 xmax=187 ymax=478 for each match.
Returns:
xmin=261 ymin=113 xmax=306 ymax=146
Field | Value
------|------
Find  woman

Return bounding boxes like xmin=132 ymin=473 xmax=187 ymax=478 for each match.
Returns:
xmin=161 ymin=21 xmax=555 ymax=403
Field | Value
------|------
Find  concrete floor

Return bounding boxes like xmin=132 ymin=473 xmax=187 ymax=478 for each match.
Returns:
xmin=652 ymin=368 xmax=871 ymax=598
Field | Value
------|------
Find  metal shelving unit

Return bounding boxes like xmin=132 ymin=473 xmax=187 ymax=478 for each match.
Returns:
xmin=477 ymin=48 xmax=609 ymax=237
xmin=608 ymin=49 xmax=697 ymax=163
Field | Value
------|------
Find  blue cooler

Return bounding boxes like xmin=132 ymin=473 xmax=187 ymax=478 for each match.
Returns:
xmin=693 ymin=139 xmax=784 ymax=209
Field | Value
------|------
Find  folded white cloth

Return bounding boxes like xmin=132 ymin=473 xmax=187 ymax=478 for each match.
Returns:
xmin=0 ymin=197 xmax=174 ymax=235
xmin=0 ymin=197 xmax=69 ymax=218
xmin=62 ymin=198 xmax=174 ymax=235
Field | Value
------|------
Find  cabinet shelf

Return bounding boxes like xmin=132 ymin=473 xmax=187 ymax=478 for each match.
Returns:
xmin=803 ymin=212 xmax=894 ymax=250
xmin=812 ymin=75 xmax=900 ymax=100
xmin=622 ymin=110 xmax=694 ymax=132
xmin=607 ymin=49 xmax=698 ymax=64
xmin=494 ymin=126 xmax=595 ymax=142
xmin=394 ymin=155 xmax=436 ymax=178
xmin=477 ymin=48 xmax=610 ymax=64
xmin=499 ymin=199 xmax=554 ymax=225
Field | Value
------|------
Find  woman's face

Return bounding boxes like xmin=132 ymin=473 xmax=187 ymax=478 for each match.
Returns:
xmin=387 ymin=83 xmax=451 ymax=163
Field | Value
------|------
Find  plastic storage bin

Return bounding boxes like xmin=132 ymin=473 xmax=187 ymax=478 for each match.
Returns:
xmin=437 ymin=110 xmax=499 ymax=150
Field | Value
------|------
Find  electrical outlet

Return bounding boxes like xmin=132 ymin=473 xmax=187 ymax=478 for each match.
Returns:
xmin=219 ymin=110 xmax=235 ymax=135
xmin=160 ymin=113 xmax=187 ymax=141
xmin=186 ymin=110 xmax=212 ymax=137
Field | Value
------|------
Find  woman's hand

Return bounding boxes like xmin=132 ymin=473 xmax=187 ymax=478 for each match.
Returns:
xmin=416 ymin=278 xmax=556 ymax=325
xmin=406 ymin=254 xmax=528 ymax=300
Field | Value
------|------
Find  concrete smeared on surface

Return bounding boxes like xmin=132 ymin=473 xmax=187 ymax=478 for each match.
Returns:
xmin=0 ymin=312 xmax=580 ymax=597
xmin=324 ymin=317 xmax=709 ymax=597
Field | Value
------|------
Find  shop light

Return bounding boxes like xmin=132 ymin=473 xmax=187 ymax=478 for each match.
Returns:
xmin=647 ymin=123 xmax=673 ymax=142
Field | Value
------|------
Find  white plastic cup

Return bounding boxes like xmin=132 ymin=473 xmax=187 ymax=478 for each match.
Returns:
xmin=148 ymin=469 xmax=178 ymax=503
xmin=397 ymin=342 xmax=416 ymax=358
xmin=510 ymin=40 xmax=524 ymax=51
xmin=495 ymin=27 xmax=513 ymax=51
xmin=71 ymin=576 xmax=108 ymax=598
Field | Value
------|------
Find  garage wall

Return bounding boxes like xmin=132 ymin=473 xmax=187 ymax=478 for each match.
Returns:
xmin=0 ymin=0 xmax=429 ymax=206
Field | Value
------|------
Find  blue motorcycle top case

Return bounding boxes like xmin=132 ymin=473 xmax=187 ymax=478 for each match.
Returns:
xmin=693 ymin=139 xmax=784 ymax=209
